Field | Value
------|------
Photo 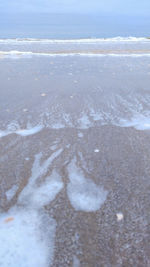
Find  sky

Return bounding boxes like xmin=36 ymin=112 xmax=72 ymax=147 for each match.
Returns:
xmin=0 ymin=0 xmax=150 ymax=16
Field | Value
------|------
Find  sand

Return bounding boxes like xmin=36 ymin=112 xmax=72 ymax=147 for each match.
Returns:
xmin=0 ymin=39 xmax=150 ymax=266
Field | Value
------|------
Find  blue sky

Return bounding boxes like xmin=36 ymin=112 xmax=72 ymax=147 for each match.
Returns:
xmin=1 ymin=0 xmax=150 ymax=15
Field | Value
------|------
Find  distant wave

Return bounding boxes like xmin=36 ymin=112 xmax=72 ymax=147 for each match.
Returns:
xmin=1 ymin=50 xmax=150 ymax=58
xmin=0 ymin=37 xmax=150 ymax=44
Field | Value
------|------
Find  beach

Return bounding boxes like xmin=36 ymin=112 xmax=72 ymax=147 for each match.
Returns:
xmin=0 ymin=38 xmax=150 ymax=266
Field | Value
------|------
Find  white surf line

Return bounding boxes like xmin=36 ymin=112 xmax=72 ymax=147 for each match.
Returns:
xmin=1 ymin=51 xmax=150 ymax=58
xmin=0 ymin=149 xmax=64 ymax=267
xmin=0 ymin=37 xmax=149 ymax=43
xmin=0 ymin=125 xmax=43 ymax=139
xmin=67 ymin=158 xmax=108 ymax=212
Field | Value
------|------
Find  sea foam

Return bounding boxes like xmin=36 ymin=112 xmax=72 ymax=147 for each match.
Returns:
xmin=0 ymin=149 xmax=64 ymax=267
xmin=67 ymin=158 xmax=108 ymax=212
xmin=0 ymin=124 xmax=43 ymax=139
xmin=1 ymin=51 xmax=150 ymax=59
xmin=0 ymin=37 xmax=149 ymax=44
xmin=118 ymin=115 xmax=150 ymax=130
xmin=0 ymin=209 xmax=56 ymax=267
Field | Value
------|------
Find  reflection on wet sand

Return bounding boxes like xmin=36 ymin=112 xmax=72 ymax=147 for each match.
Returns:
xmin=0 ymin=39 xmax=150 ymax=266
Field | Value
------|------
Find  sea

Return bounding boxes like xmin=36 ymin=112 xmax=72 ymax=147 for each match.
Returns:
xmin=0 ymin=13 xmax=150 ymax=39
xmin=0 ymin=13 xmax=150 ymax=267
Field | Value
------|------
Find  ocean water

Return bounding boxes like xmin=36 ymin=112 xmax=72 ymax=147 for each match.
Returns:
xmin=0 ymin=37 xmax=150 ymax=131
xmin=0 ymin=36 xmax=150 ymax=266
xmin=0 ymin=13 xmax=150 ymax=39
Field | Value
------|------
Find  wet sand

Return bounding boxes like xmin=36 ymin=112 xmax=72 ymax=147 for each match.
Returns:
xmin=0 ymin=43 xmax=150 ymax=266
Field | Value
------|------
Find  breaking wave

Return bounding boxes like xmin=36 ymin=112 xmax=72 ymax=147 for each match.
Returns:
xmin=1 ymin=50 xmax=150 ymax=58
xmin=0 ymin=37 xmax=149 ymax=44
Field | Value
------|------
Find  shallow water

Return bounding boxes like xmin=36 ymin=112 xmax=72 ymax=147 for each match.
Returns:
xmin=0 ymin=39 xmax=150 ymax=266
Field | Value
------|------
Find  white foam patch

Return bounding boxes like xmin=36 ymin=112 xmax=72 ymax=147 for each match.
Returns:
xmin=7 ymin=121 xmax=20 ymax=131
xmin=90 ymin=109 xmax=103 ymax=121
xmin=0 ymin=130 xmax=9 ymax=138
xmin=119 ymin=115 xmax=150 ymax=130
xmin=0 ymin=149 xmax=64 ymax=266
xmin=67 ymin=159 xmax=108 ymax=212
xmin=16 ymin=125 xmax=43 ymax=136
xmin=78 ymin=114 xmax=91 ymax=129
xmin=0 ymin=124 xmax=43 ymax=138
xmin=18 ymin=149 xmax=63 ymax=205
xmin=19 ymin=170 xmax=64 ymax=208
xmin=63 ymin=113 xmax=73 ymax=127
xmin=0 ymin=208 xmax=56 ymax=267
xmin=5 ymin=185 xmax=18 ymax=201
